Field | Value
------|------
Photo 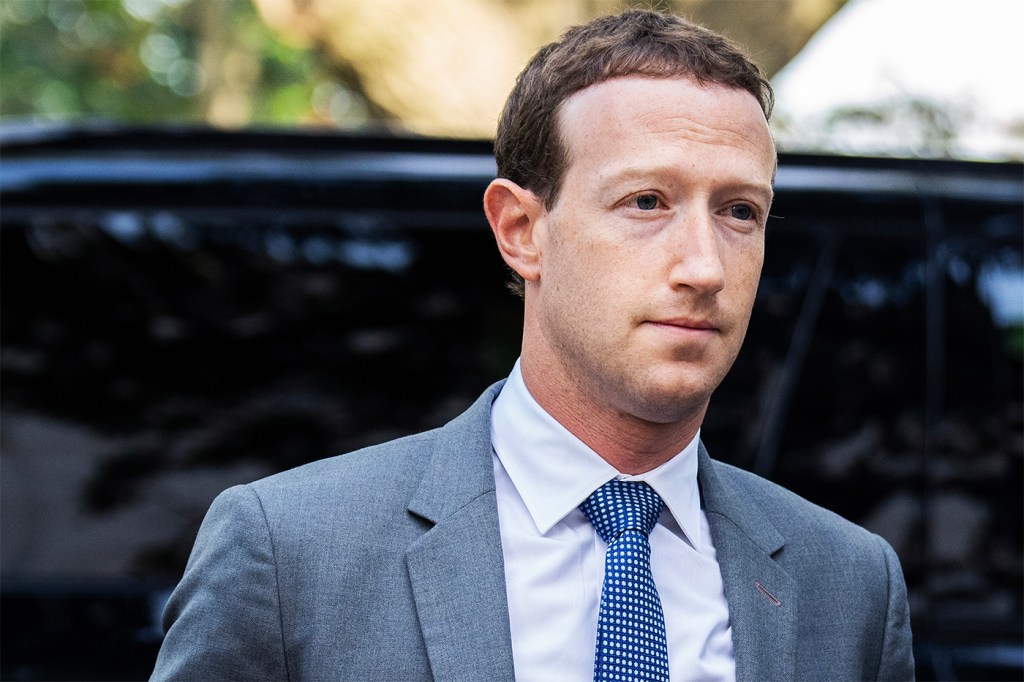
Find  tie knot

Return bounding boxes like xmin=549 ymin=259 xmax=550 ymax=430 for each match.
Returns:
xmin=579 ymin=480 xmax=663 ymax=544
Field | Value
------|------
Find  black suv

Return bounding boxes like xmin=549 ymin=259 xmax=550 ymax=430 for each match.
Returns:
xmin=2 ymin=125 xmax=1021 ymax=680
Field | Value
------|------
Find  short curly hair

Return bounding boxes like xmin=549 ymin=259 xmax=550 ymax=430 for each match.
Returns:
xmin=494 ymin=8 xmax=773 ymax=210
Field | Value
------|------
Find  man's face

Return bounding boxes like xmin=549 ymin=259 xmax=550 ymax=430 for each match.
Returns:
xmin=527 ymin=75 xmax=775 ymax=425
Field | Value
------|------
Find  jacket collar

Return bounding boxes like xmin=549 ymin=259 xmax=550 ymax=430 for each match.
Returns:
xmin=698 ymin=443 xmax=797 ymax=682
xmin=406 ymin=381 xmax=516 ymax=681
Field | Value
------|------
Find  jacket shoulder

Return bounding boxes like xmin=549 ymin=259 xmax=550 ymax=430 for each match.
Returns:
xmin=705 ymin=459 xmax=914 ymax=679
xmin=245 ymin=380 xmax=504 ymax=505
xmin=710 ymin=459 xmax=886 ymax=558
xmin=251 ymin=427 xmax=441 ymax=498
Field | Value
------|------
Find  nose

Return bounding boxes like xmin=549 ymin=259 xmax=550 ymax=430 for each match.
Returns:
xmin=667 ymin=210 xmax=726 ymax=294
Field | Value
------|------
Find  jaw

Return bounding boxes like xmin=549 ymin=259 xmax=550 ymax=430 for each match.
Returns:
xmin=601 ymin=361 xmax=718 ymax=425
xmin=518 ymin=287 xmax=750 ymax=469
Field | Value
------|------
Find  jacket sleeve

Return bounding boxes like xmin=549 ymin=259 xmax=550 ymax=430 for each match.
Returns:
xmin=151 ymin=485 xmax=290 ymax=681
xmin=874 ymin=535 xmax=915 ymax=681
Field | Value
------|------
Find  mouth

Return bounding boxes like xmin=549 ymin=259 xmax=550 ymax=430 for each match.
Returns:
xmin=643 ymin=317 xmax=722 ymax=345
xmin=647 ymin=317 xmax=719 ymax=333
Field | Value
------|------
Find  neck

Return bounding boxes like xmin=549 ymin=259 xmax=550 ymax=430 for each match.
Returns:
xmin=519 ymin=357 xmax=705 ymax=475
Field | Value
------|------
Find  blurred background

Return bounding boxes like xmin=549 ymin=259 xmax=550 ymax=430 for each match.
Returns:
xmin=1 ymin=0 xmax=1022 ymax=680
xmin=3 ymin=0 xmax=1022 ymax=155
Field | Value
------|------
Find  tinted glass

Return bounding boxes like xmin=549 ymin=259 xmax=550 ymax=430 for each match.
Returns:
xmin=2 ymin=144 xmax=1021 ymax=680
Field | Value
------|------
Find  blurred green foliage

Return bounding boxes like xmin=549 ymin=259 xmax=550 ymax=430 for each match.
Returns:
xmin=0 ymin=0 xmax=368 ymax=126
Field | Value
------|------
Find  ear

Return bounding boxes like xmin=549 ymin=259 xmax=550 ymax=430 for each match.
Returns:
xmin=483 ymin=178 xmax=545 ymax=284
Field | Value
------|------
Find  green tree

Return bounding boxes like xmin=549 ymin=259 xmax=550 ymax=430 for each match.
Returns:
xmin=0 ymin=0 xmax=370 ymax=127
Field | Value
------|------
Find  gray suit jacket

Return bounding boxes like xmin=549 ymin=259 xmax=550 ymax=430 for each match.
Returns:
xmin=152 ymin=382 xmax=914 ymax=681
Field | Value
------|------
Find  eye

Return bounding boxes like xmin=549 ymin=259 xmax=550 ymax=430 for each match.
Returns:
xmin=634 ymin=194 xmax=659 ymax=210
xmin=730 ymin=204 xmax=754 ymax=220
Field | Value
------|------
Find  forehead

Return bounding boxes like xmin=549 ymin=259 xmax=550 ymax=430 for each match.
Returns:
xmin=555 ymin=76 xmax=776 ymax=182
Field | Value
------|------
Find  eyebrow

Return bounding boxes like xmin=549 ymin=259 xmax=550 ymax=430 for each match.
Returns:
xmin=597 ymin=166 xmax=774 ymax=203
xmin=723 ymin=181 xmax=775 ymax=204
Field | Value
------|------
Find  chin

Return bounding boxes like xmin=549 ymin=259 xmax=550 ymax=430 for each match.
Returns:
xmin=622 ymin=375 xmax=716 ymax=425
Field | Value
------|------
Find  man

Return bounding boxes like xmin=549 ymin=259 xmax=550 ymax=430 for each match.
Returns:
xmin=152 ymin=9 xmax=914 ymax=681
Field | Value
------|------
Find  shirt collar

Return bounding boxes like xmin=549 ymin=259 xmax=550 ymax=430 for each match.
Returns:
xmin=491 ymin=360 xmax=705 ymax=551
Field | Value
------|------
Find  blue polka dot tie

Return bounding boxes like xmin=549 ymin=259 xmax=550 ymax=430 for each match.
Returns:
xmin=580 ymin=480 xmax=669 ymax=682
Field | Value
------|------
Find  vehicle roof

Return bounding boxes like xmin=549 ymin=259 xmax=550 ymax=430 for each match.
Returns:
xmin=2 ymin=123 xmax=1021 ymax=205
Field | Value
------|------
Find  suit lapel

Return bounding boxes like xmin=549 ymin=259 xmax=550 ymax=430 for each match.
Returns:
xmin=406 ymin=383 xmax=516 ymax=681
xmin=698 ymin=444 xmax=797 ymax=682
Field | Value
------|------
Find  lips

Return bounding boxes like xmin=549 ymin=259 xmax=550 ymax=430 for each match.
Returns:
xmin=647 ymin=316 xmax=719 ymax=332
xmin=651 ymin=315 xmax=716 ymax=329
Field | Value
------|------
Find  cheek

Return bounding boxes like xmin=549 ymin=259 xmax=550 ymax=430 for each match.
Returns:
xmin=731 ymin=238 xmax=764 ymax=286
xmin=721 ymin=242 xmax=764 ymax=317
xmin=549 ymin=228 xmax=613 ymax=292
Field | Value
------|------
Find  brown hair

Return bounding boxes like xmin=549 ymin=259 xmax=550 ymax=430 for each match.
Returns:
xmin=494 ymin=8 xmax=774 ymax=209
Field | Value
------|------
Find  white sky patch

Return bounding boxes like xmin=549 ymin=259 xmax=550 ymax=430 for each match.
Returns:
xmin=772 ymin=0 xmax=1024 ymax=159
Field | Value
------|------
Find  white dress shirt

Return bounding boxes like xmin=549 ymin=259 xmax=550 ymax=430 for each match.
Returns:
xmin=491 ymin=361 xmax=736 ymax=681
